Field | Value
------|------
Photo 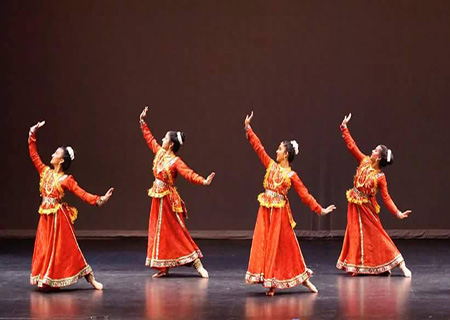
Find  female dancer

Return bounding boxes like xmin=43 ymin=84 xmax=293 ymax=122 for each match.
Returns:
xmin=337 ymin=113 xmax=412 ymax=277
xmin=139 ymin=107 xmax=215 ymax=278
xmin=244 ymin=112 xmax=336 ymax=296
xmin=28 ymin=121 xmax=114 ymax=290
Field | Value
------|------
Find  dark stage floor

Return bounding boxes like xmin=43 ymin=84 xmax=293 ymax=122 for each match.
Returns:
xmin=0 ymin=238 xmax=449 ymax=319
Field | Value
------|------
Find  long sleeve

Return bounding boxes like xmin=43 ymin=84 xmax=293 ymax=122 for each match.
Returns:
xmin=341 ymin=126 xmax=365 ymax=162
xmin=140 ymin=120 xmax=161 ymax=154
xmin=175 ymin=159 xmax=205 ymax=185
xmin=246 ymin=126 xmax=272 ymax=168
xmin=290 ymin=172 xmax=322 ymax=214
xmin=377 ymin=173 xmax=400 ymax=215
xmin=28 ymin=132 xmax=47 ymax=174
xmin=64 ymin=175 xmax=100 ymax=206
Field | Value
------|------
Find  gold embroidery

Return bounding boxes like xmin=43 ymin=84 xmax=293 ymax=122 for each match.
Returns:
xmin=337 ymin=254 xmax=404 ymax=274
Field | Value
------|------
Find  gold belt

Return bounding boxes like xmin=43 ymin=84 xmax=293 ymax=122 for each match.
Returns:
xmin=154 ymin=178 xmax=171 ymax=188
xmin=352 ymin=187 xmax=370 ymax=199
xmin=41 ymin=197 xmax=60 ymax=205
xmin=265 ymin=189 xmax=284 ymax=199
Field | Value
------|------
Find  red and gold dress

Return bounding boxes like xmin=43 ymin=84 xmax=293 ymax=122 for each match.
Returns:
xmin=244 ymin=127 xmax=324 ymax=289
xmin=141 ymin=121 xmax=206 ymax=269
xmin=337 ymin=126 xmax=404 ymax=274
xmin=29 ymin=132 xmax=103 ymax=288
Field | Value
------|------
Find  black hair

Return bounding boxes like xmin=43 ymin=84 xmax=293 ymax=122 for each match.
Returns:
xmin=282 ymin=140 xmax=296 ymax=163
xmin=61 ymin=147 xmax=73 ymax=172
xmin=168 ymin=131 xmax=185 ymax=153
xmin=379 ymin=144 xmax=394 ymax=167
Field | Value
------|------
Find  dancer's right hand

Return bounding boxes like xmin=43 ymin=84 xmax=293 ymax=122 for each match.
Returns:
xmin=321 ymin=204 xmax=337 ymax=215
xmin=245 ymin=111 xmax=254 ymax=127
xmin=341 ymin=113 xmax=352 ymax=128
xmin=140 ymin=106 xmax=149 ymax=121
xmin=29 ymin=121 xmax=46 ymax=134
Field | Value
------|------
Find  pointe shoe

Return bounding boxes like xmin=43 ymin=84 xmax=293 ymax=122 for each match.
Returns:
xmin=86 ymin=273 xmax=103 ymax=290
xmin=303 ymin=279 xmax=319 ymax=293
xmin=400 ymin=263 xmax=412 ymax=278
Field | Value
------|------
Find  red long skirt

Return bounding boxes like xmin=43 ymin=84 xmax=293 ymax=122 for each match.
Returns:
xmin=146 ymin=197 xmax=202 ymax=269
xmin=245 ymin=206 xmax=311 ymax=289
xmin=30 ymin=207 xmax=91 ymax=287
xmin=337 ymin=202 xmax=404 ymax=274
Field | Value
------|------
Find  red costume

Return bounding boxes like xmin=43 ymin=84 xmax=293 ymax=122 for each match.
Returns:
xmin=245 ymin=127 xmax=324 ymax=289
xmin=29 ymin=132 xmax=103 ymax=287
xmin=337 ymin=126 xmax=404 ymax=274
xmin=140 ymin=121 xmax=206 ymax=269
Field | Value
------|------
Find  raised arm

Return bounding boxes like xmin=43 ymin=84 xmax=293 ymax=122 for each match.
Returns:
xmin=377 ymin=173 xmax=411 ymax=219
xmin=340 ymin=113 xmax=365 ymax=162
xmin=64 ymin=176 xmax=114 ymax=207
xmin=139 ymin=106 xmax=161 ymax=154
xmin=175 ymin=159 xmax=215 ymax=186
xmin=28 ymin=121 xmax=47 ymax=174
xmin=244 ymin=112 xmax=272 ymax=168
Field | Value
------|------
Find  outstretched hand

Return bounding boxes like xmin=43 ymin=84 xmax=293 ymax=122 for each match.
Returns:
xmin=101 ymin=187 xmax=114 ymax=205
xmin=30 ymin=121 xmax=46 ymax=134
xmin=204 ymin=172 xmax=216 ymax=186
xmin=244 ymin=111 xmax=254 ymax=127
xmin=397 ymin=210 xmax=412 ymax=219
xmin=341 ymin=113 xmax=352 ymax=127
xmin=321 ymin=204 xmax=337 ymax=216
xmin=140 ymin=106 xmax=149 ymax=121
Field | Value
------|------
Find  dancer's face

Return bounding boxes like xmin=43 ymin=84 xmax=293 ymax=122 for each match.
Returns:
xmin=370 ymin=145 xmax=382 ymax=162
xmin=161 ymin=132 xmax=173 ymax=151
xmin=50 ymin=147 xmax=64 ymax=166
xmin=276 ymin=142 xmax=288 ymax=163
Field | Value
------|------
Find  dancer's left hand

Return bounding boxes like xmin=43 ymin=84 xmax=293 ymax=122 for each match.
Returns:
xmin=204 ymin=172 xmax=216 ymax=186
xmin=101 ymin=187 xmax=114 ymax=205
xmin=321 ymin=204 xmax=337 ymax=215
xmin=397 ymin=210 xmax=412 ymax=219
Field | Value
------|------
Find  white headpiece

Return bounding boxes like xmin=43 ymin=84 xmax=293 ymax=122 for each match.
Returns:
xmin=177 ymin=132 xmax=183 ymax=145
xmin=66 ymin=146 xmax=75 ymax=161
xmin=387 ymin=149 xmax=392 ymax=163
xmin=291 ymin=140 xmax=299 ymax=155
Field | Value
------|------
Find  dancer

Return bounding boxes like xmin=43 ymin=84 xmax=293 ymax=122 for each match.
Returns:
xmin=244 ymin=111 xmax=336 ymax=296
xmin=336 ymin=113 xmax=412 ymax=277
xmin=139 ymin=107 xmax=215 ymax=278
xmin=28 ymin=121 xmax=114 ymax=290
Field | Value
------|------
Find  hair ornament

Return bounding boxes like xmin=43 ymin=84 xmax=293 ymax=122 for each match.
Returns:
xmin=387 ymin=149 xmax=392 ymax=163
xmin=177 ymin=132 xmax=183 ymax=145
xmin=291 ymin=140 xmax=299 ymax=155
xmin=66 ymin=146 xmax=75 ymax=161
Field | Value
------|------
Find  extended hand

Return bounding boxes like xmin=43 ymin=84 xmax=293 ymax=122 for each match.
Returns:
xmin=244 ymin=111 xmax=254 ymax=127
xmin=102 ymin=187 xmax=114 ymax=204
xmin=140 ymin=106 xmax=149 ymax=121
xmin=397 ymin=210 xmax=412 ymax=219
xmin=341 ymin=113 xmax=352 ymax=127
xmin=204 ymin=172 xmax=216 ymax=186
xmin=30 ymin=121 xmax=46 ymax=134
xmin=321 ymin=204 xmax=337 ymax=215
